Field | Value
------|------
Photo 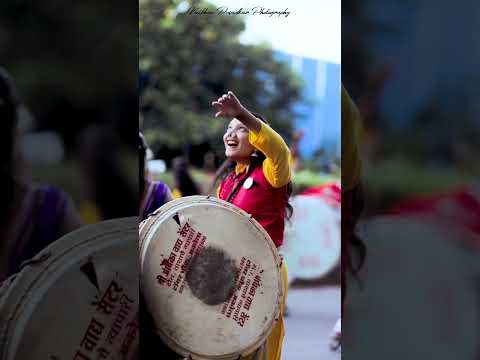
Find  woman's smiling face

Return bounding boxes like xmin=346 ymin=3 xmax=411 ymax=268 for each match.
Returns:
xmin=223 ymin=118 xmax=255 ymax=162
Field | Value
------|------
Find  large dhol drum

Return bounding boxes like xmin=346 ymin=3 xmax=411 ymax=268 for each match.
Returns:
xmin=281 ymin=195 xmax=341 ymax=281
xmin=140 ymin=196 xmax=282 ymax=360
xmin=0 ymin=217 xmax=139 ymax=360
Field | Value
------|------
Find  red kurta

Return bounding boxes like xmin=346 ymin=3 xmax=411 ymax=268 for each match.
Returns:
xmin=218 ymin=165 xmax=288 ymax=248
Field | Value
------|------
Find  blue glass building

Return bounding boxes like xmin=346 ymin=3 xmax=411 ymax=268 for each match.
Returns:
xmin=275 ymin=51 xmax=340 ymax=161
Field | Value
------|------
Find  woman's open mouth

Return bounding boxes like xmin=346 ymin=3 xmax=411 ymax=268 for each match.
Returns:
xmin=226 ymin=140 xmax=239 ymax=149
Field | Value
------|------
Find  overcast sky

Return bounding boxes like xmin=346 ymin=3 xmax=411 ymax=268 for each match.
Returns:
xmin=208 ymin=0 xmax=340 ymax=63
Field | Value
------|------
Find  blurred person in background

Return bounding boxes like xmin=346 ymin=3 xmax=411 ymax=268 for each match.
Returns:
xmin=171 ymin=156 xmax=201 ymax=198
xmin=290 ymin=129 xmax=304 ymax=174
xmin=0 ymin=67 xmax=82 ymax=281
xmin=211 ymin=91 xmax=292 ymax=360
xmin=77 ymin=123 xmax=138 ymax=221
xmin=139 ymin=132 xmax=173 ymax=219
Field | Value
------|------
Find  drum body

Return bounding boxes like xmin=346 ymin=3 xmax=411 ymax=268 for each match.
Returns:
xmin=0 ymin=217 xmax=139 ymax=360
xmin=301 ymin=183 xmax=341 ymax=210
xmin=282 ymin=195 xmax=341 ymax=281
xmin=140 ymin=196 xmax=282 ymax=360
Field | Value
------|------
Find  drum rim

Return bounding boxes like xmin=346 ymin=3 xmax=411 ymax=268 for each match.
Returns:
xmin=139 ymin=194 xmax=193 ymax=253
xmin=0 ymin=217 xmax=138 ymax=358
xmin=139 ymin=196 xmax=283 ymax=359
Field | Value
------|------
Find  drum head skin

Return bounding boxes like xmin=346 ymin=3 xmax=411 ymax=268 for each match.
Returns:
xmin=0 ymin=217 xmax=139 ymax=360
xmin=343 ymin=216 xmax=479 ymax=360
xmin=282 ymin=195 xmax=341 ymax=281
xmin=140 ymin=196 xmax=282 ymax=360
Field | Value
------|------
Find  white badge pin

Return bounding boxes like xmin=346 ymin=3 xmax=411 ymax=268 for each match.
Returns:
xmin=243 ymin=177 xmax=254 ymax=189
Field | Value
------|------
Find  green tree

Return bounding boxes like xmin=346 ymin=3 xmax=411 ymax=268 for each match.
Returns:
xmin=140 ymin=0 xmax=303 ymax=159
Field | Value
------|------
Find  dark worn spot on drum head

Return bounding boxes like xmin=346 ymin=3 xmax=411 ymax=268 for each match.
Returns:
xmin=185 ymin=246 xmax=238 ymax=306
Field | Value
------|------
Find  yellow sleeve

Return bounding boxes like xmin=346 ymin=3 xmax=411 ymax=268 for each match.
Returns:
xmin=249 ymin=122 xmax=292 ymax=188
xmin=341 ymin=85 xmax=363 ymax=191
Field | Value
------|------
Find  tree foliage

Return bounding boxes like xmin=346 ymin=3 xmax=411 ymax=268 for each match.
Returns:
xmin=140 ymin=0 xmax=303 ymax=161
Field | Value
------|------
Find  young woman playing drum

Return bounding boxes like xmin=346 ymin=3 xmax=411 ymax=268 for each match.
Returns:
xmin=212 ymin=91 xmax=292 ymax=360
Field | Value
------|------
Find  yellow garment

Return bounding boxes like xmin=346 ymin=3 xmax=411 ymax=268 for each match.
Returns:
xmin=172 ymin=188 xmax=182 ymax=199
xmin=341 ymin=85 xmax=363 ymax=191
xmin=79 ymin=201 xmax=101 ymax=224
xmin=235 ymin=122 xmax=292 ymax=188
xmin=242 ymin=260 xmax=289 ymax=360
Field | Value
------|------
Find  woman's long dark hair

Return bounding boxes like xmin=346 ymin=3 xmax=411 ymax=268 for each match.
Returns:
xmin=139 ymin=132 xmax=147 ymax=197
xmin=211 ymin=113 xmax=293 ymax=221
xmin=172 ymin=156 xmax=201 ymax=196
xmin=346 ymin=183 xmax=366 ymax=274
xmin=0 ymin=67 xmax=20 ymax=224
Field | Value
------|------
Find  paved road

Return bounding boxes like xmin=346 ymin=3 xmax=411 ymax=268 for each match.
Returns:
xmin=282 ymin=286 xmax=341 ymax=360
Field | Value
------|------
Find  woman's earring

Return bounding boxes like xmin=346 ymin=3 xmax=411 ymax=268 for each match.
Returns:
xmin=251 ymin=150 xmax=259 ymax=157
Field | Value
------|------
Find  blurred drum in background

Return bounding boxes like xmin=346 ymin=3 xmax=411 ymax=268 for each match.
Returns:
xmin=388 ymin=186 xmax=480 ymax=252
xmin=281 ymin=194 xmax=341 ymax=283
xmin=0 ymin=218 xmax=139 ymax=360
xmin=140 ymin=196 xmax=283 ymax=360
xmin=388 ymin=186 xmax=480 ymax=289
xmin=343 ymin=216 xmax=479 ymax=360
xmin=301 ymin=183 xmax=341 ymax=212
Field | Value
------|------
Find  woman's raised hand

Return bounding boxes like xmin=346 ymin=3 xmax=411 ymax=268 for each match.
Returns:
xmin=211 ymin=91 xmax=244 ymax=118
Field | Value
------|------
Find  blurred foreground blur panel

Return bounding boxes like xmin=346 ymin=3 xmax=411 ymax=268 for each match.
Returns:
xmin=0 ymin=1 xmax=139 ymax=358
xmin=342 ymin=0 xmax=480 ymax=358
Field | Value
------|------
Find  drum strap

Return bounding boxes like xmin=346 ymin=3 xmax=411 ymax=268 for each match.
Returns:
xmin=226 ymin=165 xmax=255 ymax=203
